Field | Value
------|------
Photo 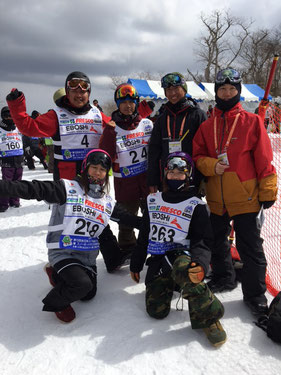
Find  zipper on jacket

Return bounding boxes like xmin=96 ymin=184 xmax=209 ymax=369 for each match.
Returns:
xmin=219 ymin=113 xmax=226 ymax=209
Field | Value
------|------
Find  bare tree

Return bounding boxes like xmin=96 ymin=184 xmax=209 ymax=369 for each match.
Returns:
xmin=194 ymin=9 xmax=253 ymax=81
xmin=240 ymin=27 xmax=281 ymax=95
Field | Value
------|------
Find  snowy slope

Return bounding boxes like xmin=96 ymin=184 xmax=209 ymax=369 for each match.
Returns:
xmin=0 ymin=164 xmax=280 ymax=375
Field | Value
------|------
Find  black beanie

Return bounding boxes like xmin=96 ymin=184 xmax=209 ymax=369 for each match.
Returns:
xmin=65 ymin=71 xmax=91 ymax=93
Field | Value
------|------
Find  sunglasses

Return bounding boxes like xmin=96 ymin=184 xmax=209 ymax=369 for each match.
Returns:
xmin=67 ymin=78 xmax=90 ymax=91
xmin=161 ymin=74 xmax=185 ymax=89
xmin=166 ymin=157 xmax=192 ymax=175
xmin=115 ymin=85 xmax=138 ymax=100
xmin=215 ymin=68 xmax=242 ymax=84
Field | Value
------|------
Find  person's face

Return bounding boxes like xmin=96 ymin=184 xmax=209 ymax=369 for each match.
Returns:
xmin=217 ymin=84 xmax=238 ymax=101
xmin=166 ymin=168 xmax=186 ymax=181
xmin=93 ymin=100 xmax=98 ymax=106
xmin=165 ymin=86 xmax=186 ymax=104
xmin=67 ymin=88 xmax=89 ymax=108
xmin=119 ymin=100 xmax=136 ymax=116
xmin=88 ymin=164 xmax=107 ymax=181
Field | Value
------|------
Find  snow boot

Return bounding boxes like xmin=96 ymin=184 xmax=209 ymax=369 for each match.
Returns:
xmin=55 ymin=305 xmax=76 ymax=323
xmin=44 ymin=263 xmax=56 ymax=287
xmin=203 ymin=320 xmax=227 ymax=347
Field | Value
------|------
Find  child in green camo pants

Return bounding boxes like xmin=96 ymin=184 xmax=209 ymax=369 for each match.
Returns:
xmin=130 ymin=152 xmax=226 ymax=347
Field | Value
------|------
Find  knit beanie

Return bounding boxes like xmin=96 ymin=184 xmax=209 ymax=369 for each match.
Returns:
xmin=53 ymin=88 xmax=66 ymax=104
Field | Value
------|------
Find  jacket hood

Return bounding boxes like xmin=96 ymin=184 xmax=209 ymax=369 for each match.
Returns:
xmin=213 ymin=102 xmax=244 ymax=118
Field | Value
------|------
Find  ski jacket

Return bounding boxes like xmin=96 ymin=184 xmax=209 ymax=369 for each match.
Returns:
xmin=0 ymin=178 xmax=142 ymax=267
xmin=100 ymin=110 xmax=153 ymax=202
xmin=147 ymin=98 xmax=207 ymax=189
xmin=130 ymin=189 xmax=213 ymax=277
xmin=192 ymin=102 xmax=277 ymax=216
xmin=7 ymin=94 xmax=111 ymax=180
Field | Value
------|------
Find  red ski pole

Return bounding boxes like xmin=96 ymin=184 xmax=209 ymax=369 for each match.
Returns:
xmin=258 ymin=54 xmax=279 ymax=121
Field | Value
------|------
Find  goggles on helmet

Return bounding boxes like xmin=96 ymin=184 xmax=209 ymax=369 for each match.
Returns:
xmin=67 ymin=78 xmax=91 ymax=91
xmin=115 ymin=84 xmax=138 ymax=100
xmin=161 ymin=73 xmax=185 ymax=89
xmin=215 ymin=68 xmax=242 ymax=84
xmin=166 ymin=157 xmax=192 ymax=176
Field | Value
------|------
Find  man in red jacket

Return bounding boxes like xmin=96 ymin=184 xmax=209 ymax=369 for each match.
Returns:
xmin=6 ymin=71 xmax=112 ymax=181
xmin=193 ymin=68 xmax=277 ymax=316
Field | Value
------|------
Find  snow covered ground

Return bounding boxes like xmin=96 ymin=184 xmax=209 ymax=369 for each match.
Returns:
xmin=0 ymin=164 xmax=280 ymax=375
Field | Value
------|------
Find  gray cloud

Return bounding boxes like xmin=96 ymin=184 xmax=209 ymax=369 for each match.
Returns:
xmin=1 ymin=0 xmax=280 ymax=112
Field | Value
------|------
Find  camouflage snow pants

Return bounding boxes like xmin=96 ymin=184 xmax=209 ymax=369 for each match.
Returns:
xmin=145 ymin=255 xmax=224 ymax=329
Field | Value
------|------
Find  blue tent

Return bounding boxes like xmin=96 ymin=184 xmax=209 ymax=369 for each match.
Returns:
xmin=243 ymin=84 xmax=272 ymax=101
xmin=127 ymin=79 xmax=209 ymax=101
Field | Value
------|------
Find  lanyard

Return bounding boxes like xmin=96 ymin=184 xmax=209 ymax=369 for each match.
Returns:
xmin=167 ymin=113 xmax=188 ymax=141
xmin=214 ymin=113 xmax=240 ymax=153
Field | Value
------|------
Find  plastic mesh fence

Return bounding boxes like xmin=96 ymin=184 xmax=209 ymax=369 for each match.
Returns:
xmin=263 ymin=103 xmax=281 ymax=296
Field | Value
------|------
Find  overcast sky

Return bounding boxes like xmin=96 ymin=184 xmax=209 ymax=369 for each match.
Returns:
xmin=0 ymin=0 xmax=280 ymax=113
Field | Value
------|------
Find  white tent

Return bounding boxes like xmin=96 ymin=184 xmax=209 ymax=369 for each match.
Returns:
xmin=127 ymin=79 xmax=209 ymax=101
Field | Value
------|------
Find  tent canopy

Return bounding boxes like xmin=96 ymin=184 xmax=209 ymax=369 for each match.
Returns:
xmin=199 ymin=82 xmax=272 ymax=102
xmin=127 ymin=79 xmax=209 ymax=101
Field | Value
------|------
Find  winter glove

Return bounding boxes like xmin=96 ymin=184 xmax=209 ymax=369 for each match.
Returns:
xmin=147 ymin=101 xmax=155 ymax=110
xmin=24 ymin=146 xmax=32 ymax=156
xmin=260 ymin=201 xmax=275 ymax=209
xmin=6 ymin=88 xmax=22 ymax=101
xmin=188 ymin=262 xmax=204 ymax=284
xmin=130 ymin=271 xmax=140 ymax=283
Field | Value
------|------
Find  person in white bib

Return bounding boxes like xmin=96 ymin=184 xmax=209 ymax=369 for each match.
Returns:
xmin=0 ymin=149 xmax=141 ymax=323
xmin=100 ymin=83 xmax=153 ymax=256
xmin=0 ymin=106 xmax=24 ymax=212
xmin=130 ymin=151 xmax=226 ymax=347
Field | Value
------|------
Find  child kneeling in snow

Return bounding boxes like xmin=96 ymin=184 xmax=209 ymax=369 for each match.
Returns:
xmin=0 ymin=149 xmax=140 ymax=323
xmin=130 ymin=152 xmax=227 ymax=347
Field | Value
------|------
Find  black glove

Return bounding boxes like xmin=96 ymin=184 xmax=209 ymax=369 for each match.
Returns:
xmin=147 ymin=101 xmax=155 ymax=110
xmin=6 ymin=88 xmax=22 ymax=101
xmin=260 ymin=201 xmax=275 ymax=209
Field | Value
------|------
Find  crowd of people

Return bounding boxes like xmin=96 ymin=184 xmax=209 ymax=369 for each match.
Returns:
xmin=0 ymin=69 xmax=278 ymax=348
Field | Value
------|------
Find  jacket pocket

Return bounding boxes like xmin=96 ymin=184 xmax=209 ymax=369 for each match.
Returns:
xmin=222 ymin=172 xmax=255 ymax=203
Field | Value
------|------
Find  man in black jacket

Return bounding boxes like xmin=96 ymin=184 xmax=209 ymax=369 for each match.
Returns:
xmin=147 ymin=73 xmax=207 ymax=193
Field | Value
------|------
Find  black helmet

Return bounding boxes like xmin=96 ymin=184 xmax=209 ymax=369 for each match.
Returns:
xmin=81 ymin=149 xmax=112 ymax=174
xmin=1 ymin=106 xmax=10 ymax=119
xmin=65 ymin=71 xmax=91 ymax=93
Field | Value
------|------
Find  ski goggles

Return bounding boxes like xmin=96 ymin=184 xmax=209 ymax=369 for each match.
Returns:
xmin=215 ymin=68 xmax=242 ymax=84
xmin=161 ymin=73 xmax=185 ymax=88
xmin=81 ymin=150 xmax=112 ymax=173
xmin=115 ymin=84 xmax=138 ymax=100
xmin=67 ymin=78 xmax=91 ymax=91
xmin=166 ymin=157 xmax=192 ymax=175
